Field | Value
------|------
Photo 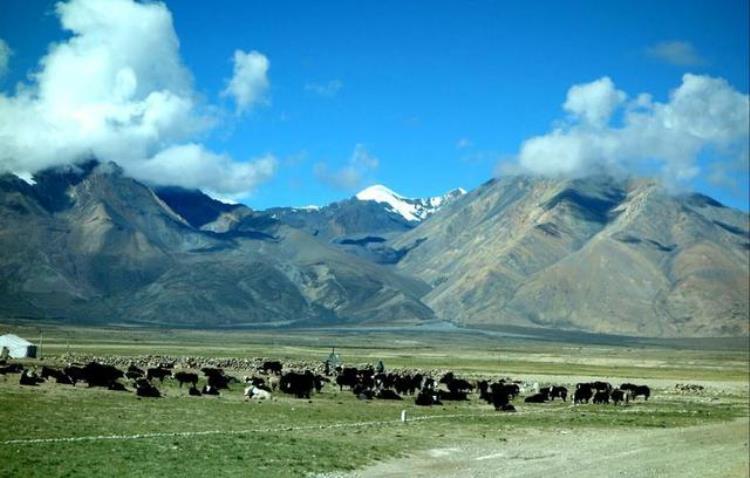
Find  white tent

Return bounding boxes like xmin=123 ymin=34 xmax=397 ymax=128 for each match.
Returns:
xmin=0 ymin=334 xmax=38 ymax=359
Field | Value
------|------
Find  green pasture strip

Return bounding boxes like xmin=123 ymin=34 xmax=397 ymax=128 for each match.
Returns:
xmin=0 ymin=384 xmax=747 ymax=478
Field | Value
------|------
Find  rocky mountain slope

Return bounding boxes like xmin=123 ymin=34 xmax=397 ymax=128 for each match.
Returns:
xmin=391 ymin=175 xmax=749 ymax=337
xmin=0 ymin=161 xmax=746 ymax=337
xmin=0 ymin=162 xmax=434 ymax=326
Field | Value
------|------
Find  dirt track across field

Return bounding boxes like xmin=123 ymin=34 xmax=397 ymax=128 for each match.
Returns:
xmin=332 ymin=418 xmax=749 ymax=478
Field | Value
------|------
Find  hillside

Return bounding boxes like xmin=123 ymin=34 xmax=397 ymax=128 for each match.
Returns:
xmin=0 ymin=162 xmax=747 ymax=337
xmin=0 ymin=162 xmax=434 ymax=326
xmin=392 ymin=175 xmax=749 ymax=337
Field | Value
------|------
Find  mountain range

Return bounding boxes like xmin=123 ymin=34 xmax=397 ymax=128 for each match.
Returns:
xmin=0 ymin=160 xmax=747 ymax=337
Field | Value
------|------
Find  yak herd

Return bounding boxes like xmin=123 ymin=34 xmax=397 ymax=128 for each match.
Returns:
xmin=1 ymin=359 xmax=653 ymax=412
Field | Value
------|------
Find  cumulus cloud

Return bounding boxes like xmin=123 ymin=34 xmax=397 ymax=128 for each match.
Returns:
xmin=646 ymin=40 xmax=706 ymax=66
xmin=563 ymin=76 xmax=626 ymax=127
xmin=133 ymin=144 xmax=277 ymax=198
xmin=509 ymin=74 xmax=749 ymax=187
xmin=0 ymin=39 xmax=11 ymax=77
xmin=314 ymin=144 xmax=379 ymax=190
xmin=305 ymin=79 xmax=343 ymax=97
xmin=222 ymin=50 xmax=269 ymax=113
xmin=0 ymin=0 xmax=275 ymax=199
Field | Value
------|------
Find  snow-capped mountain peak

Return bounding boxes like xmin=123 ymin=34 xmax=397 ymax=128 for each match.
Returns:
xmin=355 ymin=184 xmax=465 ymax=222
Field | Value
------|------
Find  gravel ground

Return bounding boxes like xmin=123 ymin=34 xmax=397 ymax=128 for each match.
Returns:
xmin=316 ymin=418 xmax=749 ymax=478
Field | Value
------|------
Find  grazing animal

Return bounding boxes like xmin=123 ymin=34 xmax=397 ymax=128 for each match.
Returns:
xmin=488 ymin=382 xmax=520 ymax=401
xmin=415 ymin=390 xmax=442 ymax=406
xmin=574 ymin=384 xmax=594 ymax=404
xmin=611 ymin=389 xmax=630 ymax=405
xmin=499 ymin=403 xmax=516 ymax=412
xmin=40 ymin=366 xmax=60 ymax=380
xmin=524 ymin=393 xmax=548 ymax=403
xmin=81 ymin=362 xmax=124 ymax=387
xmin=446 ymin=378 xmax=474 ymax=394
xmin=207 ymin=373 xmax=236 ymax=390
xmin=335 ymin=368 xmax=359 ymax=391
xmin=437 ymin=389 xmax=468 ymax=401
xmin=621 ymin=384 xmax=650 ymax=401
xmin=201 ymin=367 xmax=235 ymax=390
xmin=439 ymin=372 xmax=455 ymax=384
xmin=631 ymin=385 xmax=650 ymax=401
xmin=172 ymin=371 xmax=199 ymax=388
xmin=63 ymin=365 xmax=86 ymax=385
xmin=592 ymin=381 xmax=613 ymax=393
xmin=259 ymin=361 xmax=283 ymax=375
xmin=135 ymin=379 xmax=160 ymax=398
xmin=244 ymin=385 xmax=272 ymax=400
xmin=375 ymin=389 xmax=402 ymax=400
xmin=503 ymin=383 xmax=521 ymax=399
xmin=550 ymin=386 xmax=568 ymax=401
xmin=40 ymin=366 xmax=74 ymax=385
xmin=593 ymin=390 xmax=610 ymax=404
xmin=146 ymin=367 xmax=171 ymax=382
xmin=489 ymin=390 xmax=512 ymax=411
xmin=19 ymin=369 xmax=43 ymax=386
xmin=393 ymin=375 xmax=409 ymax=395
xmin=279 ymin=371 xmax=316 ymax=399
xmin=188 ymin=385 xmax=202 ymax=396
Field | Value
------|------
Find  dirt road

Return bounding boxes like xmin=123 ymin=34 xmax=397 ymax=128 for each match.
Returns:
xmin=330 ymin=418 xmax=749 ymax=478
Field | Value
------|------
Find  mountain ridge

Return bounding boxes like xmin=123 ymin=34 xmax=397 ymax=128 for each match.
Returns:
xmin=0 ymin=162 xmax=435 ymax=327
xmin=1 ymin=162 xmax=747 ymax=337
xmin=391 ymin=175 xmax=748 ymax=337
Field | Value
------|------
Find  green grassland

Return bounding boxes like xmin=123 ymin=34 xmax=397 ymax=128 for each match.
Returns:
xmin=0 ymin=322 xmax=748 ymax=477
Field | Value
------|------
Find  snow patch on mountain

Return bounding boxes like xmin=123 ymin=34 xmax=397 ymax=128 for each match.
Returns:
xmin=356 ymin=184 xmax=465 ymax=222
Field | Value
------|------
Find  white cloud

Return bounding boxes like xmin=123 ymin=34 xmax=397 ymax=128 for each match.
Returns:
xmin=314 ymin=144 xmax=379 ymax=190
xmin=305 ymin=79 xmax=343 ymax=97
xmin=512 ymin=74 xmax=749 ymax=186
xmin=646 ymin=41 xmax=706 ymax=67
xmin=0 ymin=39 xmax=11 ymax=77
xmin=563 ymin=76 xmax=626 ymax=127
xmin=0 ymin=0 xmax=275 ymax=199
xmin=222 ymin=50 xmax=269 ymax=113
xmin=134 ymin=144 xmax=277 ymax=200
xmin=456 ymin=137 xmax=473 ymax=149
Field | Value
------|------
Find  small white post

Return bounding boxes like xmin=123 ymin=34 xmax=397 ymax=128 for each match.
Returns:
xmin=400 ymin=410 xmax=407 ymax=423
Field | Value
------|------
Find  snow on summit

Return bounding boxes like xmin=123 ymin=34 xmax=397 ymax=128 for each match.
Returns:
xmin=356 ymin=184 xmax=465 ymax=222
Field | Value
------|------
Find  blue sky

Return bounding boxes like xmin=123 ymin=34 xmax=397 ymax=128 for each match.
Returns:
xmin=0 ymin=0 xmax=748 ymax=210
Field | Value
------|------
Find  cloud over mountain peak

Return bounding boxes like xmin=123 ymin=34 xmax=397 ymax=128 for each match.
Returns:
xmin=505 ymin=74 xmax=749 ymax=190
xmin=0 ymin=0 xmax=274 ymax=201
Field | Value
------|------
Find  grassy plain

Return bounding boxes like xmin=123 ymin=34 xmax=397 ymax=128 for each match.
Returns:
xmin=0 ymin=322 xmax=747 ymax=477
